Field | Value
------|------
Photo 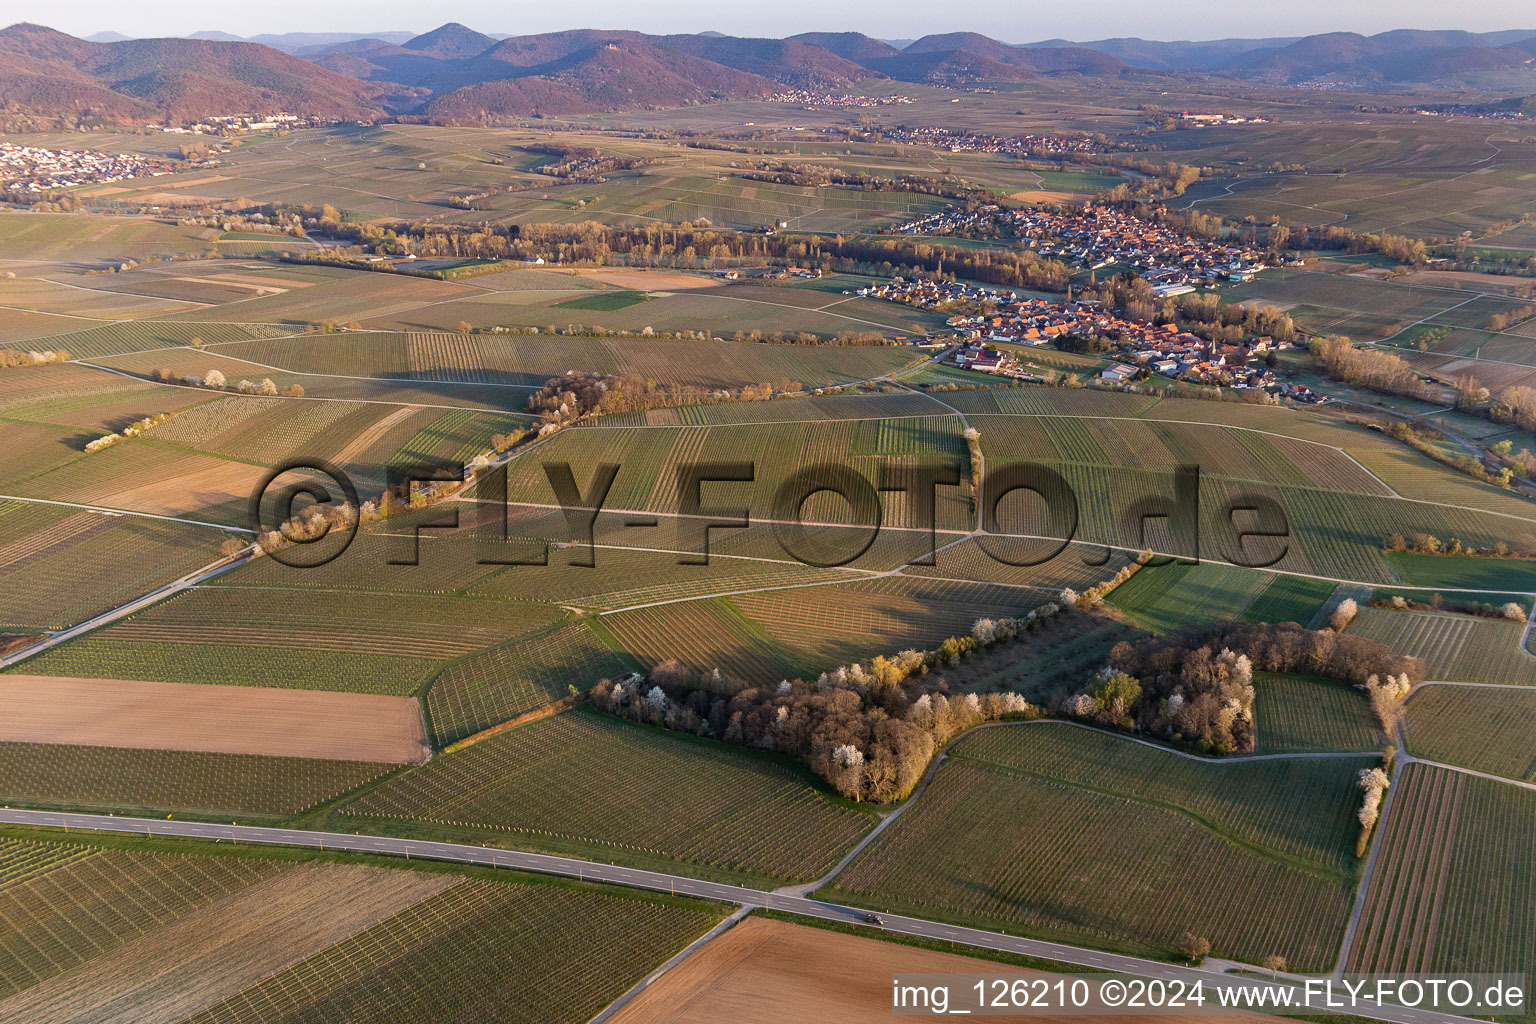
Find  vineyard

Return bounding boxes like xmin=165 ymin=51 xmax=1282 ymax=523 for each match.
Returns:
xmin=0 ymin=741 xmax=391 ymax=816
xmin=340 ymin=708 xmax=875 ymax=881
xmin=953 ymin=724 xmax=1368 ymax=869
xmin=1347 ymin=446 xmax=1536 ymax=519
xmin=0 ymin=215 xmax=213 ymax=262
xmin=0 ymin=506 xmax=229 ymax=632
xmin=1347 ymin=609 xmax=1536 ymax=684
xmin=731 ymin=576 xmax=1041 ymax=671
xmin=224 ymin=331 xmax=917 ymax=392
xmin=1404 ymin=686 xmax=1536 ymax=780
xmin=45 ymin=321 xmax=292 ymax=360
xmin=177 ymin=272 xmax=459 ymax=326
xmin=468 ymin=543 xmax=856 ymax=610
xmin=0 ymin=842 xmax=286 ymax=999
xmin=424 ymin=621 xmax=629 ymax=744
xmin=907 ymin=537 xmax=1135 ymax=593
xmin=500 ymin=418 xmax=972 ymax=530
xmin=143 ymin=586 xmax=559 ymax=660
xmin=391 ymin=409 xmax=533 ymax=467
xmin=12 ymin=638 xmax=435 ymax=696
xmin=0 ymin=363 xmax=152 ymax=415
xmin=0 ymin=862 xmax=459 ymax=1023
xmin=1253 ymin=675 xmax=1387 ymax=754
xmin=601 ymin=598 xmax=810 ymax=686
xmin=178 ymin=878 xmax=717 ymax=1024
xmin=224 ymin=530 xmax=509 ymax=595
xmin=1347 ymin=764 xmax=1536 ymax=982
xmin=823 ymin=757 xmax=1357 ymax=970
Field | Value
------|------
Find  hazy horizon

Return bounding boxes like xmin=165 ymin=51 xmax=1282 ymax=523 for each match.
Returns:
xmin=27 ymin=0 xmax=1536 ymax=47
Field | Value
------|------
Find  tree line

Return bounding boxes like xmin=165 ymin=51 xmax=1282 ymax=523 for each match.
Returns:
xmin=278 ymin=205 xmax=1074 ymax=291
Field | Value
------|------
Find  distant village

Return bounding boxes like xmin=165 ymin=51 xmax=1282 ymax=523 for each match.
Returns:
xmin=766 ymin=90 xmax=915 ymax=108
xmin=893 ymin=203 xmax=1290 ymax=286
xmin=1011 ymin=205 xmax=1284 ymax=285
xmin=875 ymin=125 xmax=1115 ymax=157
xmin=154 ymin=113 xmax=360 ymax=135
xmin=0 ymin=144 xmax=172 ymax=194
xmin=859 ymin=276 xmax=1322 ymax=402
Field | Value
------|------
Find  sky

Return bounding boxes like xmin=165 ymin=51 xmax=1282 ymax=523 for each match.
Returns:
xmin=30 ymin=0 xmax=1535 ymax=43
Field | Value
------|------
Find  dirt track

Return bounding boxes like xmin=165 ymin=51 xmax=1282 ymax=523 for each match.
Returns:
xmin=0 ymin=674 xmax=429 ymax=763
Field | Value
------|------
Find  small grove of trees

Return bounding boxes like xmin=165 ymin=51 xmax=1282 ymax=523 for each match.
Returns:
xmin=1363 ymin=673 xmax=1412 ymax=734
xmin=252 ymin=498 xmax=376 ymax=558
xmin=591 ymin=604 xmax=1078 ymax=803
xmin=139 ymin=367 xmax=303 ymax=398
xmin=527 ymin=371 xmax=804 ymax=427
xmin=1288 ymin=225 xmax=1428 ymax=265
xmin=1384 ymin=531 xmax=1536 ymax=559
xmin=83 ymin=411 xmax=178 ymax=453
xmin=1310 ymin=335 xmax=1426 ymax=399
xmin=1356 ymin=766 xmax=1392 ymax=857
xmin=1329 ymin=597 xmax=1359 ymax=632
xmin=1085 ymin=275 xmax=1297 ymax=344
xmin=1494 ymin=384 xmax=1536 ymax=433
xmin=1080 ymin=644 xmax=1255 ymax=754
xmin=0 ymin=348 xmax=70 ymax=368
xmin=1454 ymin=373 xmax=1489 ymax=410
xmin=1484 ymin=305 xmax=1536 ymax=332
xmin=963 ymin=427 xmax=982 ymax=495
xmin=1102 ymin=621 xmax=1422 ymax=755
xmin=1374 ymin=591 xmax=1526 ymax=621
xmin=283 ymin=211 xmax=1076 ymax=292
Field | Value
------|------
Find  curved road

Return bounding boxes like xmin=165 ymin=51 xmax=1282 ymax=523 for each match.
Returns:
xmin=0 ymin=808 xmax=1490 ymax=1024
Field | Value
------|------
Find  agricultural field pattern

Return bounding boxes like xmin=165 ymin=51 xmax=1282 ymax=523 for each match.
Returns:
xmin=3 ymin=10 xmax=1536 ymax=1023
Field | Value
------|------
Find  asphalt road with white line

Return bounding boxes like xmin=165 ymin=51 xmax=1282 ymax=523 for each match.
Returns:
xmin=0 ymin=808 xmax=1492 ymax=1024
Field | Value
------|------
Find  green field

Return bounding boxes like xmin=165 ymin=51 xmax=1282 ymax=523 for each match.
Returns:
xmin=1347 ymin=607 xmax=1536 ymax=684
xmin=1106 ymin=561 xmax=1270 ymax=633
xmin=339 ymin=707 xmax=875 ymax=883
xmin=425 ymin=621 xmax=629 ymax=744
xmin=0 ymin=502 xmax=235 ymax=633
xmin=1241 ymin=575 xmax=1338 ymax=626
xmin=1347 ymin=764 xmax=1536 ymax=983
xmin=178 ymin=875 xmax=718 ymax=1024
xmin=1403 ymin=685 xmax=1536 ymax=781
xmin=824 ymin=723 xmax=1370 ymax=969
xmin=1253 ymin=675 xmax=1388 ymax=754
xmin=552 ymin=289 xmax=649 ymax=311
xmin=0 ymin=742 xmax=392 ymax=817
xmin=1385 ymin=553 xmax=1536 ymax=593
xmin=0 ymin=834 xmax=717 ymax=1022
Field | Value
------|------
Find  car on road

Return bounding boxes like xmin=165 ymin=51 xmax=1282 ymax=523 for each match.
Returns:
xmin=864 ymin=913 xmax=885 ymax=926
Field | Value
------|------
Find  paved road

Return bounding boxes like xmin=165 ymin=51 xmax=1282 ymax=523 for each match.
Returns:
xmin=0 ymin=808 xmax=1491 ymax=1024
